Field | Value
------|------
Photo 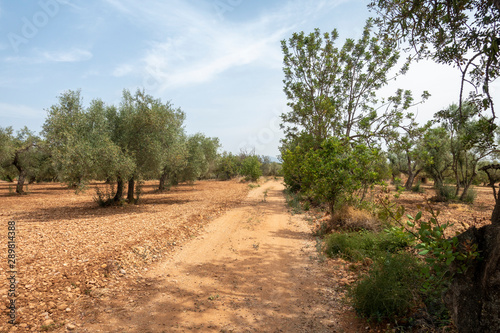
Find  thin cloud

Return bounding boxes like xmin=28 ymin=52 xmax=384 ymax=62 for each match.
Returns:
xmin=0 ymin=103 xmax=42 ymax=119
xmin=4 ymin=48 xmax=92 ymax=64
xmin=40 ymin=48 xmax=92 ymax=62
xmin=101 ymin=0 xmax=350 ymax=90
xmin=112 ymin=64 xmax=134 ymax=77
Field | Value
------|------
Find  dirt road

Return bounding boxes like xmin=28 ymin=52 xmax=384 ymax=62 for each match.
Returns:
xmin=74 ymin=180 xmax=362 ymax=332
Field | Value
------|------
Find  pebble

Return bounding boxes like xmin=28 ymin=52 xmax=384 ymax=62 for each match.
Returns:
xmin=67 ymin=323 xmax=76 ymax=330
xmin=43 ymin=319 xmax=54 ymax=326
xmin=57 ymin=303 xmax=68 ymax=310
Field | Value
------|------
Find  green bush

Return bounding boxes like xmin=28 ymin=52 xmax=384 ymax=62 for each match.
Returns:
xmin=435 ymin=184 xmax=457 ymax=202
xmin=323 ymin=230 xmax=411 ymax=262
xmin=241 ymin=156 xmax=262 ymax=182
xmin=461 ymin=187 xmax=477 ymax=204
xmin=411 ymin=181 xmax=424 ymax=193
xmin=283 ymin=188 xmax=303 ymax=215
xmin=93 ymin=184 xmax=117 ymax=207
xmin=349 ymin=252 xmax=423 ymax=321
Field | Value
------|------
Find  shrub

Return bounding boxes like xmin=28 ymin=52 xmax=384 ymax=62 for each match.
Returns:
xmin=241 ymin=156 xmax=262 ymax=182
xmin=435 ymin=184 xmax=457 ymax=202
xmin=283 ymin=188 xmax=303 ymax=215
xmin=411 ymin=181 xmax=424 ymax=193
xmin=331 ymin=205 xmax=380 ymax=232
xmin=93 ymin=183 xmax=117 ymax=207
xmin=461 ymin=187 xmax=477 ymax=204
xmin=323 ymin=230 xmax=411 ymax=262
xmin=349 ymin=252 xmax=423 ymax=321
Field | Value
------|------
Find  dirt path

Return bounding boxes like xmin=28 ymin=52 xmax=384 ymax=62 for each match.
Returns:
xmin=73 ymin=180 xmax=362 ymax=332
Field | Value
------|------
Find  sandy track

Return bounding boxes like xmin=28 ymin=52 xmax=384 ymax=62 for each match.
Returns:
xmin=76 ymin=180 xmax=359 ymax=333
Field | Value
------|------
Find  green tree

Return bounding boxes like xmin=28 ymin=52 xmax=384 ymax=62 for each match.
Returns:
xmin=281 ymin=19 xmax=425 ymax=148
xmin=215 ymin=152 xmax=241 ymax=181
xmin=298 ymin=138 xmax=380 ymax=214
xmin=43 ymin=90 xmax=132 ymax=193
xmin=181 ymin=134 xmax=220 ymax=183
xmin=388 ymin=123 xmax=429 ymax=190
xmin=240 ymin=155 xmax=262 ymax=182
xmin=420 ymin=126 xmax=453 ymax=188
xmin=370 ymin=0 xmax=499 ymax=117
xmin=116 ymin=89 xmax=184 ymax=202
xmin=436 ymin=103 xmax=498 ymax=200
xmin=0 ymin=127 xmax=15 ymax=182
xmin=0 ymin=126 xmax=42 ymax=193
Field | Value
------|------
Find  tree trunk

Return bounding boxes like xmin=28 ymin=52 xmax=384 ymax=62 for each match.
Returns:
xmin=113 ymin=176 xmax=124 ymax=202
xmin=16 ymin=171 xmax=26 ymax=194
xmin=127 ymin=178 xmax=135 ymax=203
xmin=492 ymin=199 xmax=500 ymax=225
xmin=404 ymin=170 xmax=420 ymax=190
xmin=159 ymin=172 xmax=167 ymax=192
xmin=444 ymin=223 xmax=500 ymax=332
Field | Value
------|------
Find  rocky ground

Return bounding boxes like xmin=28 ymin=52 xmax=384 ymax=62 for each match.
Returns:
xmin=0 ymin=179 xmax=495 ymax=332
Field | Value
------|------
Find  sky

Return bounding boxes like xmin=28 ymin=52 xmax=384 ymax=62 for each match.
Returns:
xmin=1 ymin=0 xmax=498 ymax=159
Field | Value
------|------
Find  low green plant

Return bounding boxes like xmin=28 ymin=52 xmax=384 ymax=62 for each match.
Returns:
xmin=407 ymin=210 xmax=480 ymax=295
xmin=323 ymin=230 xmax=412 ymax=262
xmin=411 ymin=181 xmax=424 ymax=193
xmin=349 ymin=252 xmax=423 ymax=321
xmin=283 ymin=188 xmax=303 ymax=215
xmin=93 ymin=184 xmax=117 ymax=207
xmin=435 ymin=184 xmax=457 ymax=202
xmin=461 ymin=187 xmax=477 ymax=204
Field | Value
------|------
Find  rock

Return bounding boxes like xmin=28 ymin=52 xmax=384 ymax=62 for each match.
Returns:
xmin=43 ymin=319 xmax=54 ymax=326
xmin=120 ymin=269 xmax=126 ymax=274
xmin=57 ymin=303 xmax=68 ymax=311
xmin=66 ymin=323 xmax=76 ymax=330
xmin=101 ymin=264 xmax=107 ymax=269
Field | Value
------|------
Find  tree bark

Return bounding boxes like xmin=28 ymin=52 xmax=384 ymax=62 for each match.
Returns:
xmin=492 ymin=199 xmax=500 ymax=225
xmin=159 ymin=172 xmax=167 ymax=192
xmin=113 ymin=176 xmax=124 ymax=202
xmin=16 ymin=171 xmax=26 ymax=194
xmin=404 ymin=170 xmax=420 ymax=190
xmin=12 ymin=149 xmax=27 ymax=194
xmin=127 ymin=178 xmax=135 ymax=203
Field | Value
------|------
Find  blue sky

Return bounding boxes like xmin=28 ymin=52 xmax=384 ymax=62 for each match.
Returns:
xmin=1 ymin=0 xmax=498 ymax=158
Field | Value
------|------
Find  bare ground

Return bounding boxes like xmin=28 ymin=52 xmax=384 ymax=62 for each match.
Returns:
xmin=0 ymin=179 xmax=364 ymax=332
xmin=0 ymin=179 xmax=495 ymax=332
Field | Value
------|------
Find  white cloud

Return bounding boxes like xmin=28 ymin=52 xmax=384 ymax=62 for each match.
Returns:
xmin=99 ymin=0 xmax=351 ymax=91
xmin=4 ymin=48 xmax=93 ymax=64
xmin=40 ymin=48 xmax=92 ymax=62
xmin=0 ymin=103 xmax=43 ymax=119
xmin=112 ymin=64 xmax=134 ymax=77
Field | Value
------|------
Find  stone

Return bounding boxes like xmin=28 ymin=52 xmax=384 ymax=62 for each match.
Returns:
xmin=57 ymin=303 xmax=67 ymax=311
xmin=66 ymin=323 xmax=76 ymax=330
xmin=43 ymin=319 xmax=54 ymax=326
